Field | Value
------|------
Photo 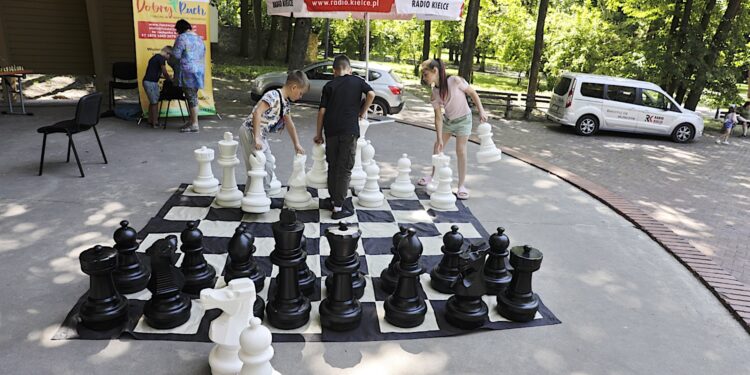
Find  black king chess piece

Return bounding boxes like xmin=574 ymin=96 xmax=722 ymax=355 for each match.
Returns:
xmin=224 ymin=223 xmax=266 ymax=320
xmin=430 ymin=225 xmax=464 ymax=294
xmin=144 ymin=235 xmax=192 ymax=329
xmin=319 ymin=222 xmax=363 ymax=331
xmin=78 ymin=245 xmax=129 ymax=331
xmin=379 ymin=226 xmax=408 ymax=294
xmin=497 ymin=245 xmax=543 ymax=322
xmin=180 ymin=221 xmax=217 ymax=295
xmin=266 ymin=208 xmax=311 ymax=329
xmin=483 ymin=227 xmax=512 ymax=294
xmin=298 ymin=236 xmax=317 ymax=296
xmin=384 ymin=228 xmax=427 ymax=328
xmin=445 ymin=246 xmax=490 ymax=329
xmin=112 ymin=220 xmax=150 ymax=294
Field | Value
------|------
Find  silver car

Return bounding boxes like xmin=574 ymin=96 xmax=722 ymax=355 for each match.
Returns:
xmin=249 ymin=61 xmax=405 ymax=115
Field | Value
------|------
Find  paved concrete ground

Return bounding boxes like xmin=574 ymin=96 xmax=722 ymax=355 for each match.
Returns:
xmin=1 ymin=105 xmax=749 ymax=374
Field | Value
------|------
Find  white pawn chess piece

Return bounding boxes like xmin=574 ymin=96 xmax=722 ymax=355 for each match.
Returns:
xmin=357 ymin=155 xmax=384 ymax=208
xmin=216 ymin=132 xmax=244 ymax=208
xmin=306 ymin=143 xmax=328 ymax=189
xmin=241 ymin=151 xmax=272 ymax=213
xmin=430 ymin=155 xmax=457 ymax=211
xmin=349 ymin=119 xmax=370 ymax=192
xmin=200 ymin=279 xmax=258 ymax=375
xmin=284 ymin=153 xmax=313 ymax=209
xmin=352 ymin=139 xmax=376 ymax=195
xmin=425 ymin=153 xmax=448 ymax=195
xmin=239 ymin=317 xmax=280 ymax=375
xmin=193 ymin=146 xmax=220 ymax=194
xmin=389 ymin=153 xmax=416 ymax=198
xmin=476 ymin=122 xmax=502 ymax=164
xmin=267 ymin=154 xmax=283 ymax=197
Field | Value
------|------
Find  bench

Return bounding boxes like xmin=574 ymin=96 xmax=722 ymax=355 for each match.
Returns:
xmin=472 ymin=90 xmax=518 ymax=118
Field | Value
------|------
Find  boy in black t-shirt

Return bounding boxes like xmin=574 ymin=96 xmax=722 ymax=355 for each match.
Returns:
xmin=142 ymin=46 xmax=172 ymax=127
xmin=314 ymin=55 xmax=375 ymax=219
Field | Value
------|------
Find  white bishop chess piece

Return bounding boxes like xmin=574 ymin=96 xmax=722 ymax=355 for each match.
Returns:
xmin=241 ymin=151 xmax=271 ymax=213
xmin=239 ymin=317 xmax=280 ymax=375
xmin=284 ymin=153 xmax=313 ymax=209
xmin=349 ymin=119 xmax=370 ymax=192
xmin=306 ymin=143 xmax=328 ymax=189
xmin=389 ymin=153 xmax=416 ymax=198
xmin=216 ymin=132 xmax=244 ymax=208
xmin=430 ymin=155 xmax=457 ymax=211
xmin=425 ymin=153 xmax=449 ymax=195
xmin=476 ymin=122 xmax=502 ymax=164
xmin=267 ymin=154 xmax=283 ymax=197
xmin=357 ymin=147 xmax=384 ymax=208
xmin=193 ymin=146 xmax=220 ymax=194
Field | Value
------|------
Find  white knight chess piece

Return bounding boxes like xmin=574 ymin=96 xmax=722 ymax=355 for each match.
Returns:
xmin=193 ymin=146 xmax=220 ymax=194
xmin=216 ymin=132 xmax=244 ymax=208
xmin=475 ymin=122 xmax=502 ymax=164
xmin=284 ymin=153 xmax=313 ymax=209
xmin=241 ymin=151 xmax=271 ymax=213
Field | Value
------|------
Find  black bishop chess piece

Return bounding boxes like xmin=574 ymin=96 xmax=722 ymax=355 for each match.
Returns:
xmin=78 ymin=245 xmax=129 ymax=331
xmin=144 ymin=235 xmax=192 ymax=329
xmin=483 ymin=227 xmax=512 ymax=294
xmin=445 ymin=246 xmax=490 ymax=329
xmin=112 ymin=220 xmax=150 ymax=294
xmin=430 ymin=225 xmax=464 ymax=294
xmin=298 ymin=236 xmax=317 ymax=296
xmin=179 ymin=221 xmax=217 ymax=295
xmin=320 ymin=222 xmax=363 ymax=331
xmin=266 ymin=208 xmax=311 ymax=329
xmin=224 ymin=223 xmax=266 ymax=320
xmin=384 ymin=228 xmax=427 ymax=328
xmin=497 ymin=245 xmax=543 ymax=322
xmin=379 ymin=226 xmax=408 ymax=294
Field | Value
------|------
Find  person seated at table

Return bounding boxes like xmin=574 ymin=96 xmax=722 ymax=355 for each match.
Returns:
xmin=142 ymin=46 xmax=173 ymax=128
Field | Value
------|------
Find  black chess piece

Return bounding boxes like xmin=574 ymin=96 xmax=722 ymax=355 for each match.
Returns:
xmin=224 ymin=223 xmax=266 ymax=320
xmin=445 ymin=245 xmax=490 ymax=329
xmin=78 ymin=245 xmax=129 ymax=331
xmin=112 ymin=220 xmax=150 ymax=294
xmin=324 ymin=232 xmax=366 ymax=299
xmin=320 ymin=222 xmax=363 ymax=331
xmin=384 ymin=228 xmax=427 ymax=328
xmin=266 ymin=208 xmax=311 ymax=329
xmin=144 ymin=235 xmax=192 ymax=329
xmin=180 ymin=221 xmax=217 ymax=295
xmin=483 ymin=227 xmax=512 ymax=294
xmin=379 ymin=226 xmax=408 ymax=294
xmin=497 ymin=245 xmax=543 ymax=322
xmin=430 ymin=225 xmax=464 ymax=294
xmin=298 ymin=236 xmax=317 ymax=296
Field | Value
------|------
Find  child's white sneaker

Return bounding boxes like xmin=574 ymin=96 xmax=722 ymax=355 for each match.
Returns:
xmin=716 ymin=139 xmax=722 ymax=144
xmin=722 ymin=141 xmax=730 ymax=145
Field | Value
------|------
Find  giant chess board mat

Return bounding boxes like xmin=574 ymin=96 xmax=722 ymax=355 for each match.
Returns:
xmin=54 ymin=184 xmax=560 ymax=342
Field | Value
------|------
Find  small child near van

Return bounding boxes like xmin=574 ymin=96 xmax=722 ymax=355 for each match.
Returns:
xmin=143 ymin=46 xmax=172 ymax=128
xmin=716 ymin=105 xmax=746 ymax=145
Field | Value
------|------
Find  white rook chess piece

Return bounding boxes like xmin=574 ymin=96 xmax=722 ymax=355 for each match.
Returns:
xmin=349 ymin=119 xmax=370 ymax=192
xmin=389 ymin=153 xmax=416 ymax=198
xmin=200 ymin=279 xmax=258 ymax=375
xmin=284 ymin=153 xmax=313 ymax=209
xmin=267 ymin=154 xmax=283 ymax=197
xmin=306 ymin=143 xmax=328 ymax=189
xmin=430 ymin=155 xmax=457 ymax=211
xmin=476 ymin=122 xmax=502 ymax=164
xmin=425 ymin=153 xmax=448 ymax=195
xmin=358 ymin=154 xmax=384 ymax=208
xmin=239 ymin=317 xmax=280 ymax=375
xmin=193 ymin=146 xmax=220 ymax=194
xmin=242 ymin=151 xmax=271 ymax=213
xmin=216 ymin=132 xmax=244 ymax=208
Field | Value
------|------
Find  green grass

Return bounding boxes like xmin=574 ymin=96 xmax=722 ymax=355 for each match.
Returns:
xmin=213 ymin=60 xmax=286 ymax=80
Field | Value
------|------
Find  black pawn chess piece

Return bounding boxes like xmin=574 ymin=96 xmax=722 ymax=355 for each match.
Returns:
xmin=144 ymin=235 xmax=192 ymax=329
xmin=78 ymin=245 xmax=129 ymax=331
xmin=225 ymin=223 xmax=266 ymax=320
xmin=384 ymin=228 xmax=427 ymax=328
xmin=483 ymin=227 xmax=512 ymax=294
xmin=266 ymin=209 xmax=311 ymax=329
xmin=445 ymin=246 xmax=490 ymax=329
xmin=112 ymin=220 xmax=150 ymax=294
xmin=320 ymin=222 xmax=363 ymax=331
xmin=298 ymin=236 xmax=317 ymax=296
xmin=180 ymin=221 xmax=217 ymax=295
xmin=497 ymin=245 xmax=543 ymax=322
xmin=430 ymin=225 xmax=464 ymax=294
xmin=379 ymin=226 xmax=408 ymax=294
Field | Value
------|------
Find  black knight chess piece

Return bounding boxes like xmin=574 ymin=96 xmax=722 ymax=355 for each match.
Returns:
xmin=379 ymin=226 xmax=408 ymax=294
xmin=430 ymin=225 xmax=464 ymax=294
xmin=112 ymin=220 xmax=150 ymax=294
xmin=497 ymin=245 xmax=543 ymax=322
xmin=144 ymin=235 xmax=192 ymax=329
xmin=319 ymin=222 xmax=363 ymax=331
xmin=298 ymin=236 xmax=318 ymax=296
xmin=483 ymin=227 xmax=512 ymax=294
xmin=384 ymin=228 xmax=427 ymax=328
xmin=445 ymin=246 xmax=490 ymax=329
xmin=180 ymin=221 xmax=217 ymax=295
xmin=78 ymin=245 xmax=129 ymax=331
xmin=224 ymin=223 xmax=266 ymax=320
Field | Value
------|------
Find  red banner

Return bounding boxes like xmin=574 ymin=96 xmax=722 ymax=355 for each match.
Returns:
xmin=137 ymin=21 xmax=207 ymax=40
xmin=304 ymin=0 xmax=394 ymax=12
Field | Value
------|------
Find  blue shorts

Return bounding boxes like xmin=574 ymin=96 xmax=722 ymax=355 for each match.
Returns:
xmin=142 ymin=80 xmax=160 ymax=105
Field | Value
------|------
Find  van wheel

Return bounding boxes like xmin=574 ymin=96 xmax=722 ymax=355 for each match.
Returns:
xmin=575 ymin=115 xmax=598 ymax=136
xmin=671 ymin=123 xmax=695 ymax=143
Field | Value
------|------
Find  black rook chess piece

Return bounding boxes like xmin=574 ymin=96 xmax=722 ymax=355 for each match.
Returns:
xmin=384 ymin=228 xmax=427 ymax=328
xmin=266 ymin=208 xmax=311 ymax=329
xmin=224 ymin=223 xmax=266 ymax=320
xmin=324 ymin=233 xmax=366 ymax=299
xmin=497 ymin=245 xmax=543 ymax=322
xmin=298 ymin=236 xmax=318 ymax=296
xmin=430 ymin=225 xmax=464 ymax=294
xmin=144 ymin=235 xmax=192 ymax=329
xmin=379 ymin=226 xmax=408 ymax=294
xmin=319 ymin=222 xmax=363 ymax=331
xmin=483 ymin=227 xmax=512 ymax=294
xmin=112 ymin=220 xmax=150 ymax=294
xmin=180 ymin=221 xmax=217 ymax=295
xmin=78 ymin=245 xmax=129 ymax=331
xmin=445 ymin=246 xmax=490 ymax=329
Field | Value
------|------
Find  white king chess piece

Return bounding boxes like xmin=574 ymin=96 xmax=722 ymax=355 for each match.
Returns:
xmin=267 ymin=154 xmax=283 ymax=197
xmin=284 ymin=153 xmax=313 ymax=209
xmin=306 ymin=143 xmax=328 ymax=189
xmin=389 ymin=153 xmax=416 ymax=198
xmin=429 ymin=155 xmax=457 ymax=211
xmin=425 ymin=153 xmax=448 ymax=195
xmin=200 ymin=279 xmax=258 ymax=375
xmin=241 ymin=151 xmax=271 ymax=213
xmin=216 ymin=132 xmax=244 ymax=208
xmin=239 ymin=317 xmax=280 ymax=375
xmin=349 ymin=118 xmax=370 ymax=192
xmin=476 ymin=122 xmax=502 ymax=164
xmin=193 ymin=146 xmax=220 ymax=194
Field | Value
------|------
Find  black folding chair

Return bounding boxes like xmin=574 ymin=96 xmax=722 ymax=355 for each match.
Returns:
xmin=37 ymin=92 xmax=106 ymax=178
xmin=158 ymin=80 xmax=188 ymax=129
xmin=109 ymin=62 xmax=138 ymax=110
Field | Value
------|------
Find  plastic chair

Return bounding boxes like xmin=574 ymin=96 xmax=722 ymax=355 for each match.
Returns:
xmin=158 ymin=80 xmax=188 ymax=129
xmin=109 ymin=62 xmax=138 ymax=110
xmin=37 ymin=92 xmax=106 ymax=178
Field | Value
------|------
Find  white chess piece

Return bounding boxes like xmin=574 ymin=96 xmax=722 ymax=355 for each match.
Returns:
xmin=239 ymin=317 xmax=280 ymax=375
xmin=267 ymin=154 xmax=283 ymax=197
xmin=284 ymin=153 xmax=313 ymax=209
xmin=349 ymin=119 xmax=370 ymax=192
xmin=476 ymin=122 xmax=502 ymax=163
xmin=389 ymin=153 xmax=416 ymax=198
xmin=216 ymin=132 xmax=244 ymax=208
xmin=361 ymin=140 xmax=375 ymax=169
xmin=430 ymin=155 xmax=457 ymax=211
xmin=193 ymin=146 xmax=220 ymax=194
xmin=357 ymin=154 xmax=384 ymax=208
xmin=425 ymin=153 xmax=448 ymax=194
xmin=241 ymin=151 xmax=272 ymax=213
xmin=200 ymin=279 xmax=258 ymax=375
xmin=306 ymin=143 xmax=328 ymax=189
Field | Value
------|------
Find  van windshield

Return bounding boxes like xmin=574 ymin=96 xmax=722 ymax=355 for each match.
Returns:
xmin=554 ymin=77 xmax=572 ymax=96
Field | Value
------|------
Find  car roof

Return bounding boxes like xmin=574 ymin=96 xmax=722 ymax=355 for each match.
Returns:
xmin=562 ymin=73 xmax=662 ymax=90
xmin=309 ymin=60 xmax=391 ymax=73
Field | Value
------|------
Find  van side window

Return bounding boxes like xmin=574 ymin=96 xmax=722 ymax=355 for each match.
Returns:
xmin=640 ymin=89 xmax=667 ymax=110
xmin=606 ymin=85 xmax=637 ymax=104
xmin=580 ymin=83 xmax=604 ymax=98
xmin=554 ymin=77 xmax=572 ymax=96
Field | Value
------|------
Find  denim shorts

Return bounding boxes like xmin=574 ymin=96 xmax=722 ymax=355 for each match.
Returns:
xmin=142 ymin=80 xmax=160 ymax=104
xmin=183 ymin=87 xmax=199 ymax=108
xmin=443 ymin=113 xmax=473 ymax=136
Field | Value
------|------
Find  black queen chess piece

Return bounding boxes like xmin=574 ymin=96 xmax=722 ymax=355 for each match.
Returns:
xmin=497 ymin=245 xmax=543 ymax=322
xmin=179 ymin=221 xmax=217 ymax=295
xmin=379 ymin=226 xmax=408 ymax=294
xmin=112 ymin=220 xmax=150 ymax=294
xmin=319 ymin=222 xmax=363 ymax=331
xmin=430 ymin=225 xmax=464 ymax=294
xmin=445 ymin=246 xmax=490 ymax=330
xmin=384 ymin=228 xmax=427 ymax=328
xmin=224 ymin=223 xmax=266 ymax=320
xmin=483 ymin=227 xmax=512 ymax=294
xmin=78 ymin=245 xmax=129 ymax=331
xmin=143 ymin=235 xmax=192 ymax=329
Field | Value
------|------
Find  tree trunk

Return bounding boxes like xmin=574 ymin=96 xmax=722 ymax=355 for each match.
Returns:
xmin=421 ymin=20 xmax=431 ymax=63
xmin=252 ymin=0 xmax=263 ymax=63
xmin=289 ymin=18 xmax=312 ymax=70
xmin=666 ymin=0 xmax=693 ymax=95
xmin=265 ymin=16 xmax=279 ymax=61
xmin=660 ymin=0 xmax=683 ymax=90
xmin=747 ymin=69 xmax=750 ymax=99
xmin=672 ymin=0 xmax=716 ymax=104
xmin=448 ymin=49 xmax=454 ymax=62
xmin=524 ymin=0 xmax=549 ymax=119
xmin=240 ymin=0 xmax=250 ymax=57
xmin=458 ymin=0 xmax=481 ymax=82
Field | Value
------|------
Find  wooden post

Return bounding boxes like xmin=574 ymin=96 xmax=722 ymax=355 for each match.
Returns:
xmin=85 ymin=0 xmax=109 ymax=106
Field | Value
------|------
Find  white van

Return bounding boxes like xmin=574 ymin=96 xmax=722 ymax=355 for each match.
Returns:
xmin=546 ymin=73 xmax=704 ymax=143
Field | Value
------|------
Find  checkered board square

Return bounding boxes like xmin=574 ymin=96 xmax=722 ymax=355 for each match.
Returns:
xmin=55 ymin=184 xmax=560 ymax=343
